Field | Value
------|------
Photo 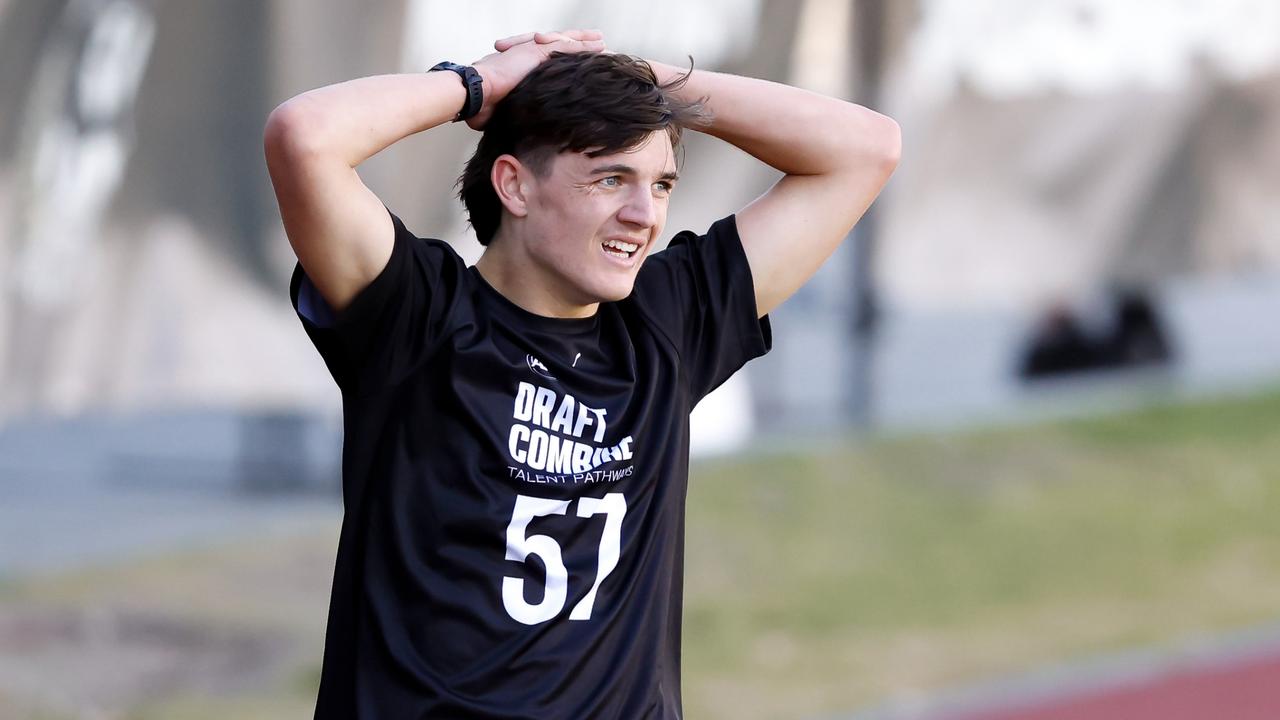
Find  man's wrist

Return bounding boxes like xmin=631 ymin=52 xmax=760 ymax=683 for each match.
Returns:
xmin=469 ymin=62 xmax=505 ymax=115
xmin=428 ymin=62 xmax=484 ymax=122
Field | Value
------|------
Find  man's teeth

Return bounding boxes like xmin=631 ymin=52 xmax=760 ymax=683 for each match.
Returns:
xmin=603 ymin=239 xmax=639 ymax=254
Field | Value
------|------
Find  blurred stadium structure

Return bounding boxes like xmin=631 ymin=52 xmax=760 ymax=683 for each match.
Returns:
xmin=3 ymin=0 xmax=1280 ymax=715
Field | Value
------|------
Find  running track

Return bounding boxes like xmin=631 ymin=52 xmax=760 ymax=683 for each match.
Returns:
xmin=845 ymin=624 xmax=1280 ymax=720
xmin=953 ymin=647 xmax=1280 ymax=720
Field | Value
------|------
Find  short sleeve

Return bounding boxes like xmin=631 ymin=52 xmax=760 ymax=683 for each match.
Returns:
xmin=630 ymin=214 xmax=773 ymax=404
xmin=288 ymin=209 xmax=466 ymax=395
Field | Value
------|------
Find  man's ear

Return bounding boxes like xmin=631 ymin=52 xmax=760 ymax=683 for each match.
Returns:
xmin=491 ymin=154 xmax=530 ymax=218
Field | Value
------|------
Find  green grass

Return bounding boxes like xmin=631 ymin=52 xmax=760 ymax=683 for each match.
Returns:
xmin=8 ymin=388 xmax=1280 ymax=719
xmin=681 ymin=387 xmax=1280 ymax=717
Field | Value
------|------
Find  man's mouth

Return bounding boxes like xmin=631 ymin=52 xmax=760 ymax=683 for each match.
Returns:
xmin=601 ymin=238 xmax=640 ymax=259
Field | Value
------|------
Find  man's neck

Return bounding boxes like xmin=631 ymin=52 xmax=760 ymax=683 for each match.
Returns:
xmin=474 ymin=239 xmax=599 ymax=320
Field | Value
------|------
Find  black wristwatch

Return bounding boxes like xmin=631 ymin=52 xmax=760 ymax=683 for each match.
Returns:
xmin=428 ymin=61 xmax=484 ymax=122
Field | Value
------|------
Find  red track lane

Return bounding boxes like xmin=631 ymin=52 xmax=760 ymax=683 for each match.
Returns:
xmin=953 ymin=650 xmax=1280 ymax=720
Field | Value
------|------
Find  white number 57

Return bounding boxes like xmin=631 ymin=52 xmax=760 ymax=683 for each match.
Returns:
xmin=502 ymin=492 xmax=627 ymax=625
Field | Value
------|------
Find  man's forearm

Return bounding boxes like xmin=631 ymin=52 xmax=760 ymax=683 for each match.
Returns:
xmin=265 ymin=72 xmax=467 ymax=169
xmin=650 ymin=61 xmax=899 ymax=176
xmin=267 ymin=32 xmax=607 ymax=170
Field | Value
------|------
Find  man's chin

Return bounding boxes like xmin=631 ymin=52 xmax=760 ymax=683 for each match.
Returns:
xmin=588 ymin=281 xmax=636 ymax=304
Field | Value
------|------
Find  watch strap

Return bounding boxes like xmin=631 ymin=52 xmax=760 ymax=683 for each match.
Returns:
xmin=428 ymin=61 xmax=484 ymax=122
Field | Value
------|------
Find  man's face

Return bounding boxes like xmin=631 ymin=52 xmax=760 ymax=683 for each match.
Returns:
xmin=520 ymin=131 xmax=678 ymax=305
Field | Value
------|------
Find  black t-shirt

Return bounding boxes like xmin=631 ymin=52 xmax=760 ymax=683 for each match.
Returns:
xmin=290 ymin=209 xmax=772 ymax=719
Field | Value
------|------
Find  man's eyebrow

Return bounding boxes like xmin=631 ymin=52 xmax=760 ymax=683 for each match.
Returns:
xmin=588 ymin=163 xmax=680 ymax=182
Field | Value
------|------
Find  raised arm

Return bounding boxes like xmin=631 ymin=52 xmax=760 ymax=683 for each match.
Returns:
xmin=263 ymin=30 xmax=605 ymax=314
xmin=651 ymin=60 xmax=901 ymax=318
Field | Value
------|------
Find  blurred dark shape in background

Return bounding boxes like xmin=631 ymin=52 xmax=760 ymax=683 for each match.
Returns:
xmin=1020 ymin=290 xmax=1173 ymax=379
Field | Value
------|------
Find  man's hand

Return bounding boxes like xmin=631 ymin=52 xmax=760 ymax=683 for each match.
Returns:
xmin=644 ymin=61 xmax=901 ymax=318
xmin=468 ymin=29 xmax=606 ymax=130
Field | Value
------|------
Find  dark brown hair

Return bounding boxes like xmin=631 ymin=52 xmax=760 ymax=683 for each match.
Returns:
xmin=459 ymin=52 xmax=708 ymax=246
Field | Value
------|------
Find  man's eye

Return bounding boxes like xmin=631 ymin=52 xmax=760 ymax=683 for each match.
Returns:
xmin=654 ymin=181 xmax=673 ymax=193
xmin=600 ymin=176 xmax=621 ymax=187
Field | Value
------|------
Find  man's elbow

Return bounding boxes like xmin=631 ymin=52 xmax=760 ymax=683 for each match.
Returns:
xmin=831 ymin=104 xmax=900 ymax=177
xmin=879 ymin=115 xmax=902 ymax=173
xmin=863 ymin=112 xmax=901 ymax=178
xmin=263 ymin=98 xmax=326 ymax=165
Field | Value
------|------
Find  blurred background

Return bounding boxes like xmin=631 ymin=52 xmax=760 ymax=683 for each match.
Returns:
xmin=3 ymin=0 xmax=1280 ymax=718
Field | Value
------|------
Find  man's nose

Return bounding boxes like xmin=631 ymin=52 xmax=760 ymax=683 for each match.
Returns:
xmin=617 ymin=186 xmax=658 ymax=227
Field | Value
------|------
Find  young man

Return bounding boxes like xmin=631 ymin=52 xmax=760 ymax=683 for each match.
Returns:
xmin=265 ymin=28 xmax=898 ymax=719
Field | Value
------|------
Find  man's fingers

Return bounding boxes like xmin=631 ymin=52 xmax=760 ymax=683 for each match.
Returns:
xmin=546 ymin=37 xmax=606 ymax=52
xmin=494 ymin=32 xmax=535 ymax=51
xmin=494 ymin=29 xmax=604 ymax=52
xmin=559 ymin=29 xmax=604 ymax=42
xmin=537 ymin=28 xmax=601 ymax=42
xmin=534 ymin=29 xmax=602 ymax=44
xmin=491 ymin=30 xmax=606 ymax=58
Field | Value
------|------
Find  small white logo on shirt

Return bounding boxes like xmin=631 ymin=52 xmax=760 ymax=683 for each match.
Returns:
xmin=527 ymin=354 xmax=555 ymax=380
